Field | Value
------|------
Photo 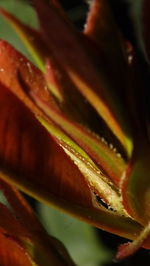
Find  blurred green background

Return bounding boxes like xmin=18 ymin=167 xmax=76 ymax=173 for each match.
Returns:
xmin=0 ymin=0 xmax=112 ymax=265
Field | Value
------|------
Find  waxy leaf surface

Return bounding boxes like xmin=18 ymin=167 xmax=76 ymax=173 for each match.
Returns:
xmin=31 ymin=0 xmax=133 ymax=156
xmin=0 ymin=6 xmax=132 ymax=188
xmin=0 ymin=40 xmax=144 ymax=241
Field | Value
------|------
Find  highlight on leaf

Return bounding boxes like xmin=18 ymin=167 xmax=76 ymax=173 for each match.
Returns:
xmin=0 ymin=0 xmax=150 ymax=262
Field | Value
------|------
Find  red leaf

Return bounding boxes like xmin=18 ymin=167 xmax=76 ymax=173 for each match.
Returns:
xmin=0 ymin=180 xmax=76 ymax=265
xmin=0 ymin=11 xmax=127 ymax=186
xmin=0 ymin=42 xmax=144 ymax=242
xmin=0 ymin=179 xmax=44 ymax=235
xmin=0 ymin=233 xmax=33 ymax=266
xmin=0 ymin=41 xmax=94 ymax=208
xmin=116 ymin=222 xmax=150 ymax=260
xmin=0 ymin=42 xmax=144 ymax=241
xmin=32 ymin=0 xmax=133 ymax=156
xmin=0 ymin=40 xmax=125 ymax=209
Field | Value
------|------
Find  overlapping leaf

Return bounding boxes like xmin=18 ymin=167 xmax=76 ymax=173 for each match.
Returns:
xmin=0 ymin=4 xmax=130 ymax=188
xmin=0 ymin=0 xmax=150 ymax=260
xmin=0 ymin=40 xmax=146 ymax=243
xmin=0 ymin=179 xmax=75 ymax=265
xmin=5 ymin=0 xmax=132 ymax=156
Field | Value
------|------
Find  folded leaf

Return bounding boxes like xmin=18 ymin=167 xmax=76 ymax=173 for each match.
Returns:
xmin=25 ymin=72 xmax=126 ymax=186
xmin=0 ymin=39 xmax=126 ymax=188
xmin=0 ymin=39 xmax=128 ymax=214
xmin=0 ymin=7 xmax=121 ymax=141
xmin=0 ymin=41 xmax=144 ymax=241
xmin=0 ymin=13 xmax=126 ymax=185
xmin=0 ymin=79 xmax=143 ymax=242
xmin=32 ymin=0 xmax=132 ymax=156
xmin=0 ymin=44 xmax=124 ymax=215
xmin=1 ymin=0 xmax=150 ymax=261
xmin=0 ymin=10 xmax=116 ymax=140
xmin=37 ymin=116 xmax=125 ymax=214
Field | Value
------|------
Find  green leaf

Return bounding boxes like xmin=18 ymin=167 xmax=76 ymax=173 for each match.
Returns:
xmin=0 ymin=0 xmax=37 ymax=60
xmin=121 ymin=138 xmax=150 ymax=224
xmin=38 ymin=203 xmax=112 ymax=266
xmin=0 ymin=0 xmax=38 ymax=26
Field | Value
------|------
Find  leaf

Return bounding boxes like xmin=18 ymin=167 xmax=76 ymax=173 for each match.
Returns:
xmin=0 ymin=41 xmax=144 ymax=241
xmin=0 ymin=0 xmax=38 ymax=27
xmin=1 ymin=40 xmax=119 ymax=212
xmin=0 ymin=0 xmax=38 ymax=60
xmin=0 ymin=39 xmax=125 ymax=214
xmin=0 ymin=8 xmax=129 ymax=188
xmin=0 ymin=10 xmax=127 ymax=186
xmin=0 ymin=8 xmax=47 ymax=72
xmin=0 ymin=232 xmax=35 ymax=266
xmin=120 ymin=137 xmax=150 ymax=224
xmin=0 ymin=9 xmax=107 ymax=132
xmin=0 ymin=179 xmax=44 ymax=235
xmin=0 ymin=39 xmax=126 ymax=201
xmin=0 ymin=8 xmax=121 ymax=146
xmin=38 ymin=203 xmax=112 ymax=266
xmin=84 ymin=0 xmax=130 ymax=114
xmin=85 ymin=0 xmax=125 ymax=62
xmin=116 ymin=222 xmax=150 ymax=260
xmin=0 ymin=76 xmax=92 ymax=210
xmin=31 ymin=0 xmax=133 ymax=156
xmin=0 ymin=179 xmax=76 ymax=266
xmin=25 ymin=70 xmax=126 ymax=187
